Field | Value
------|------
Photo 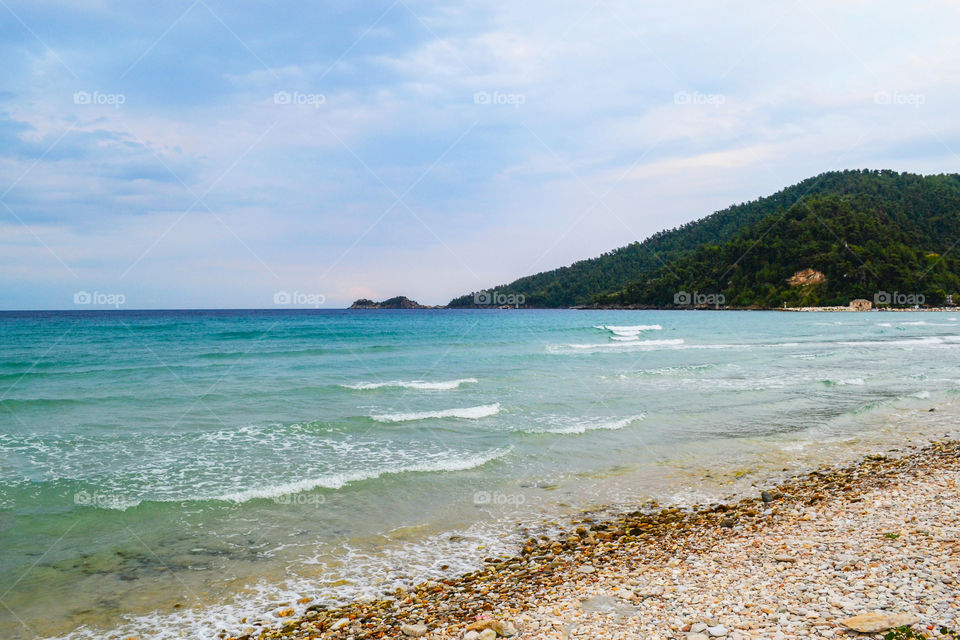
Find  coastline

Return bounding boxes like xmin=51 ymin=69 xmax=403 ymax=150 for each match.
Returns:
xmin=235 ymin=439 xmax=960 ymax=640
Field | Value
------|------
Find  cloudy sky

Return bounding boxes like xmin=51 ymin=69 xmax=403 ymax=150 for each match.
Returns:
xmin=3 ymin=0 xmax=959 ymax=309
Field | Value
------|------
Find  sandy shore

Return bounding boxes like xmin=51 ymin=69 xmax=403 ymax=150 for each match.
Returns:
xmin=233 ymin=441 xmax=960 ymax=640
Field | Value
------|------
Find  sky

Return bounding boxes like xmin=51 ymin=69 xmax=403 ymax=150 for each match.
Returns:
xmin=3 ymin=0 xmax=960 ymax=309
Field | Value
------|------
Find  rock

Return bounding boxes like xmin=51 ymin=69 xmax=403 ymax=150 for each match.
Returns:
xmin=464 ymin=632 xmax=480 ymax=640
xmin=577 ymin=564 xmax=596 ymax=574
xmin=329 ymin=617 xmax=350 ymax=631
xmin=401 ymin=622 xmax=429 ymax=637
xmin=761 ymin=490 xmax=774 ymax=503
xmin=707 ymin=625 xmax=728 ymax=637
xmin=688 ymin=634 xmax=710 ymax=640
xmin=491 ymin=620 xmax=518 ymax=637
xmin=774 ymin=554 xmax=796 ymax=562
xmin=479 ymin=629 xmax=497 ymax=640
xmin=839 ymin=612 xmax=919 ymax=633
xmin=691 ymin=623 xmax=708 ymax=633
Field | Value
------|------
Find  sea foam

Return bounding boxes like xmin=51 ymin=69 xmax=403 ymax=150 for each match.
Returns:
xmin=371 ymin=403 xmax=501 ymax=423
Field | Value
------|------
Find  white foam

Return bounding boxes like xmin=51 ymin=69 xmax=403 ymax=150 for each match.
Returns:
xmin=342 ymin=378 xmax=477 ymax=391
xmin=553 ymin=338 xmax=684 ymax=353
xmin=371 ymin=403 xmax=501 ymax=423
xmin=840 ymin=337 xmax=945 ymax=347
xmin=595 ymin=324 xmax=662 ymax=335
xmin=210 ymin=448 xmax=510 ymax=502
xmin=912 ymin=390 xmax=931 ymax=399
xmin=526 ymin=414 xmax=645 ymax=435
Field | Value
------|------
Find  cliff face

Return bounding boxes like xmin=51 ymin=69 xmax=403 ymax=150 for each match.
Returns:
xmin=348 ymin=296 xmax=435 ymax=309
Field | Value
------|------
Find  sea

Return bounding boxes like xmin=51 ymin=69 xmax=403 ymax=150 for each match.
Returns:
xmin=2 ymin=309 xmax=959 ymax=639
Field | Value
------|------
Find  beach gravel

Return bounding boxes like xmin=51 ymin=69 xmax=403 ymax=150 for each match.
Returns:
xmin=230 ymin=440 xmax=960 ymax=640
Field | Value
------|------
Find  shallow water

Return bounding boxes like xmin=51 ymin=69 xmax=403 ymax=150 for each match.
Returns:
xmin=1 ymin=309 xmax=958 ymax=639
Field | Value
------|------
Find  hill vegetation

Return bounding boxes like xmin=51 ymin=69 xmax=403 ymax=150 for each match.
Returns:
xmin=447 ymin=170 xmax=960 ymax=308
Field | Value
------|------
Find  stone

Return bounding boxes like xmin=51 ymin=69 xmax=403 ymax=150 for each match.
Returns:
xmin=774 ymin=554 xmax=796 ymax=562
xmin=479 ymin=629 xmax=497 ymax=640
xmin=491 ymin=620 xmax=518 ymax=637
xmin=691 ymin=623 xmax=709 ymax=633
xmin=577 ymin=564 xmax=596 ymax=574
xmin=707 ymin=624 xmax=729 ymax=637
xmin=329 ymin=617 xmax=350 ymax=631
xmin=401 ymin=622 xmax=429 ymax=636
xmin=688 ymin=634 xmax=710 ymax=640
xmin=464 ymin=632 xmax=480 ymax=640
xmin=839 ymin=612 xmax=919 ymax=633
xmin=761 ymin=490 xmax=774 ymax=503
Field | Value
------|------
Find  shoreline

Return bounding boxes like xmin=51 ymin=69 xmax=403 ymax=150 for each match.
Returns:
xmin=233 ymin=439 xmax=960 ymax=640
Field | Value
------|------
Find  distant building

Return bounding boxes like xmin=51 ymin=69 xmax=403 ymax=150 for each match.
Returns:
xmin=849 ymin=299 xmax=872 ymax=311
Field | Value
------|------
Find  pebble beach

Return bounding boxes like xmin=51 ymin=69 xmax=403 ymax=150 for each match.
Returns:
xmin=234 ymin=440 xmax=960 ymax=640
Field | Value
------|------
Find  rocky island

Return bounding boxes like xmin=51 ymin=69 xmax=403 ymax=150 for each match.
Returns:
xmin=349 ymin=296 xmax=439 ymax=309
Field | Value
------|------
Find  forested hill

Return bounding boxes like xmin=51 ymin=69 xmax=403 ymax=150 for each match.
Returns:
xmin=447 ymin=170 xmax=960 ymax=308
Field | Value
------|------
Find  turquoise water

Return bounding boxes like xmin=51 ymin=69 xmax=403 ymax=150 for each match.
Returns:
xmin=2 ymin=309 xmax=959 ymax=639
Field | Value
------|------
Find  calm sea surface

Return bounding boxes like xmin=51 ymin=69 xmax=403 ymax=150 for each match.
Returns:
xmin=2 ymin=309 xmax=958 ymax=639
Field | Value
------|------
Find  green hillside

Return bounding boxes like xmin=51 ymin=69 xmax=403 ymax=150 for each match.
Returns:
xmin=448 ymin=170 xmax=960 ymax=308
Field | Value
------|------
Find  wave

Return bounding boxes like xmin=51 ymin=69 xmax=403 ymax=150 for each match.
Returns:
xmin=371 ymin=403 xmax=501 ymax=423
xmin=595 ymin=324 xmax=662 ymax=335
xmin=342 ymin=378 xmax=477 ymax=391
xmin=525 ymin=414 xmax=645 ymax=435
xmin=822 ymin=378 xmax=865 ymax=387
xmin=552 ymin=338 xmax=685 ymax=353
xmin=76 ymin=449 xmax=512 ymax=510
xmin=839 ymin=337 xmax=948 ymax=347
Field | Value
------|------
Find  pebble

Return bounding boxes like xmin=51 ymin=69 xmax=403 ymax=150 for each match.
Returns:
xmin=400 ymin=622 xmax=428 ymax=636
